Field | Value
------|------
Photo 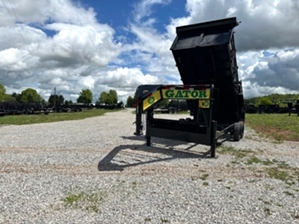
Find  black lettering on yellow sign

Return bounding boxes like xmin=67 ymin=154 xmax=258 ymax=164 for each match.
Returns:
xmin=163 ymin=89 xmax=209 ymax=99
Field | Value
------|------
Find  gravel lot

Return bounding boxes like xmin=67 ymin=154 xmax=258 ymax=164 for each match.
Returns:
xmin=0 ymin=109 xmax=298 ymax=224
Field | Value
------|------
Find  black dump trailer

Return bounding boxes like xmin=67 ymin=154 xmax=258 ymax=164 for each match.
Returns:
xmin=134 ymin=17 xmax=245 ymax=157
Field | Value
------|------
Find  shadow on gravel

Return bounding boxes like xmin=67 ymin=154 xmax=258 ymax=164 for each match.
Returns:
xmin=98 ymin=136 xmax=212 ymax=171
xmin=122 ymin=133 xmax=235 ymax=148
xmin=121 ymin=135 xmax=212 ymax=149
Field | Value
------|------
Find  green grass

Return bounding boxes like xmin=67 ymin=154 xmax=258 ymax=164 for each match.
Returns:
xmin=246 ymin=157 xmax=274 ymax=166
xmin=267 ymin=167 xmax=290 ymax=182
xmin=245 ymin=113 xmax=299 ymax=141
xmin=218 ymin=146 xmax=253 ymax=159
xmin=62 ymin=190 xmax=106 ymax=213
xmin=0 ymin=109 xmax=117 ymax=125
xmin=248 ymin=159 xmax=299 ymax=186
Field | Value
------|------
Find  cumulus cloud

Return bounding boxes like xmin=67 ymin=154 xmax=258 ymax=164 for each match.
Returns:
xmin=248 ymin=49 xmax=299 ymax=90
xmin=184 ymin=0 xmax=299 ymax=51
xmin=93 ymin=67 xmax=163 ymax=101
xmin=180 ymin=0 xmax=299 ymax=98
xmin=96 ymin=67 xmax=161 ymax=86
xmin=133 ymin=0 xmax=171 ymax=25
xmin=0 ymin=0 xmax=97 ymax=26
xmin=0 ymin=0 xmax=123 ymax=101
xmin=0 ymin=48 xmax=28 ymax=71
xmin=34 ymin=24 xmax=119 ymax=67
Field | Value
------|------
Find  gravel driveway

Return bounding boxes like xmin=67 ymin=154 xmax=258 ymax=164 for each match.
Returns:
xmin=0 ymin=109 xmax=298 ymax=224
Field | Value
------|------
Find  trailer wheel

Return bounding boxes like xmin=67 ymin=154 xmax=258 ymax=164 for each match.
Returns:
xmin=233 ymin=122 xmax=241 ymax=141
xmin=239 ymin=121 xmax=244 ymax=139
xmin=146 ymin=136 xmax=151 ymax=146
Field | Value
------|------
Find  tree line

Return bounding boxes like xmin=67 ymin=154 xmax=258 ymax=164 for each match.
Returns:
xmin=244 ymin=93 xmax=299 ymax=107
xmin=0 ymin=83 xmax=122 ymax=107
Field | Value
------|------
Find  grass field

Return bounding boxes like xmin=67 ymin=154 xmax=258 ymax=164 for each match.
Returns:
xmin=0 ymin=109 xmax=108 ymax=125
xmin=245 ymin=113 xmax=299 ymax=142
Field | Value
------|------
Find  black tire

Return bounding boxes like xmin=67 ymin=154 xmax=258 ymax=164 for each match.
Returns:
xmin=233 ymin=122 xmax=241 ymax=141
xmin=239 ymin=121 xmax=245 ymax=139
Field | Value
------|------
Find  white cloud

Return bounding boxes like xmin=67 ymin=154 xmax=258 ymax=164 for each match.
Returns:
xmin=76 ymin=76 xmax=95 ymax=90
xmin=238 ymin=48 xmax=299 ymax=98
xmin=33 ymin=24 xmax=119 ymax=67
xmin=184 ymin=0 xmax=299 ymax=51
xmin=0 ymin=0 xmax=299 ymax=105
xmin=0 ymin=48 xmax=28 ymax=71
xmin=0 ymin=0 xmax=97 ymax=26
xmin=243 ymin=82 xmax=299 ymax=99
xmin=133 ymin=0 xmax=171 ymax=25
xmin=94 ymin=67 xmax=162 ymax=103
xmin=95 ymin=67 xmax=161 ymax=87
xmin=181 ymin=0 xmax=299 ymax=98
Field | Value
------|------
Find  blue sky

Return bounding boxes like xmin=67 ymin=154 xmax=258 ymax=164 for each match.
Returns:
xmin=88 ymin=1 xmax=186 ymax=32
xmin=0 ymin=0 xmax=299 ymax=103
xmin=86 ymin=1 xmax=134 ymax=31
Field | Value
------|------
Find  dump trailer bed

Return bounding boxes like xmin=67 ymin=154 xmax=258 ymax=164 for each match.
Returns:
xmin=170 ymin=17 xmax=244 ymax=126
xmin=134 ymin=17 xmax=245 ymax=158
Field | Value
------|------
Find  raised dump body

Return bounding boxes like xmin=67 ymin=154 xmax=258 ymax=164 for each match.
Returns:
xmin=134 ymin=17 xmax=245 ymax=158
xmin=170 ymin=17 xmax=244 ymax=126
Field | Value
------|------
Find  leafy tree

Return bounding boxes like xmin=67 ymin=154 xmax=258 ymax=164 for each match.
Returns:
xmin=98 ymin=89 xmax=118 ymax=104
xmin=4 ymin=95 xmax=17 ymax=102
xmin=98 ymin=92 xmax=109 ymax=104
xmin=126 ymin=96 xmax=134 ymax=107
xmin=0 ymin=84 xmax=6 ymax=102
xmin=255 ymin=97 xmax=272 ymax=106
xmin=108 ymin=89 xmax=118 ymax=104
xmin=245 ymin=93 xmax=299 ymax=108
xmin=19 ymin=88 xmax=42 ymax=103
xmin=48 ymin=94 xmax=65 ymax=107
xmin=0 ymin=84 xmax=15 ymax=103
xmin=77 ymin=89 xmax=93 ymax=104
xmin=11 ymin=92 xmax=22 ymax=103
xmin=0 ymin=83 xmax=5 ymax=94
xmin=64 ymin=100 xmax=73 ymax=106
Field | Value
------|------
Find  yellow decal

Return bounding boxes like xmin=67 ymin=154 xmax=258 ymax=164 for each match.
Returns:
xmin=199 ymin=100 xmax=210 ymax=108
xmin=162 ymin=89 xmax=210 ymax=99
xmin=143 ymin=90 xmax=161 ymax=111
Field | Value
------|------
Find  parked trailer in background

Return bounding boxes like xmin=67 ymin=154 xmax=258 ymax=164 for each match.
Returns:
xmin=134 ymin=17 xmax=245 ymax=158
